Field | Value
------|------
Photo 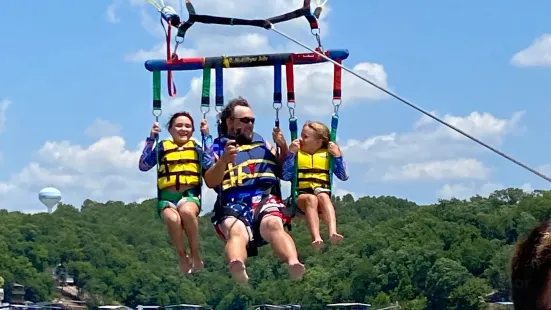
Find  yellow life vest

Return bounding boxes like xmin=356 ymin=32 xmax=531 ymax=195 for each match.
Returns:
xmin=296 ymin=148 xmax=331 ymax=191
xmin=157 ymin=140 xmax=201 ymax=190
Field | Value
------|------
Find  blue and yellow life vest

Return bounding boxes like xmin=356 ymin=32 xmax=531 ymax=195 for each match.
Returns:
xmin=218 ymin=133 xmax=279 ymax=194
xmin=157 ymin=139 xmax=201 ymax=190
xmin=297 ymin=148 xmax=331 ymax=191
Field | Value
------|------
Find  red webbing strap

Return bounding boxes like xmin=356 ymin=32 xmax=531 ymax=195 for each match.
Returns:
xmin=165 ymin=24 xmax=177 ymax=97
xmin=333 ymin=59 xmax=342 ymax=100
xmin=285 ymin=60 xmax=295 ymax=103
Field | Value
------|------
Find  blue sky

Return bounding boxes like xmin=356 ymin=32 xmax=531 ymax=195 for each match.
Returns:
xmin=1 ymin=0 xmax=550 ymax=213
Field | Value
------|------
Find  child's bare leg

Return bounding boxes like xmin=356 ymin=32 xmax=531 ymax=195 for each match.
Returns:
xmin=161 ymin=208 xmax=192 ymax=273
xmin=317 ymin=192 xmax=343 ymax=244
xmin=297 ymin=193 xmax=323 ymax=248
xmin=178 ymin=201 xmax=203 ymax=271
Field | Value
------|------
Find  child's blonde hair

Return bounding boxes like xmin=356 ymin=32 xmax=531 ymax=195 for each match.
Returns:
xmin=303 ymin=121 xmax=330 ymax=148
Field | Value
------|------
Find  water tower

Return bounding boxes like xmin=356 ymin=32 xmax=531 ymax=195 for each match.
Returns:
xmin=38 ymin=187 xmax=62 ymax=214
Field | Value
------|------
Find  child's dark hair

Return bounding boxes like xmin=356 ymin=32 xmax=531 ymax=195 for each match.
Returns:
xmin=166 ymin=112 xmax=195 ymax=132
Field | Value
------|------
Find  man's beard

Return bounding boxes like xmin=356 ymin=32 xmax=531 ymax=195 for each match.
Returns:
xmin=228 ymin=128 xmax=252 ymax=145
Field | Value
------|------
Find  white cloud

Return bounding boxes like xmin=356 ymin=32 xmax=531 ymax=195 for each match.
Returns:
xmin=342 ymin=111 xmax=523 ymax=183
xmin=342 ymin=110 xmax=524 ymax=166
xmin=438 ymin=183 xmax=492 ymax=200
xmin=0 ymin=135 xmax=218 ymax=214
xmin=413 ymin=111 xmax=524 ymax=143
xmin=105 ymin=0 xmax=123 ymax=23
xmin=85 ymin=119 xmax=123 ymax=139
xmin=511 ymin=33 xmax=551 ymax=67
xmin=438 ymin=182 xmax=533 ymax=200
xmin=0 ymin=99 xmax=11 ymax=134
xmin=383 ymin=158 xmax=490 ymax=182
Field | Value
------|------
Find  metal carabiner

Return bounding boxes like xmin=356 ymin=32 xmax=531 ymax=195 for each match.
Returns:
xmin=152 ymin=108 xmax=163 ymax=122
xmin=332 ymin=99 xmax=341 ymax=115
xmin=311 ymin=29 xmax=323 ymax=51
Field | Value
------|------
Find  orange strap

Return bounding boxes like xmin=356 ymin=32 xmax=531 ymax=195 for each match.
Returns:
xmin=165 ymin=23 xmax=177 ymax=97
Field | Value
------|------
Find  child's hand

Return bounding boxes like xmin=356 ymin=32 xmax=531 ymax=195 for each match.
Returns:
xmin=289 ymin=139 xmax=300 ymax=153
xmin=150 ymin=122 xmax=161 ymax=139
xmin=200 ymin=119 xmax=209 ymax=136
xmin=328 ymin=142 xmax=342 ymax=157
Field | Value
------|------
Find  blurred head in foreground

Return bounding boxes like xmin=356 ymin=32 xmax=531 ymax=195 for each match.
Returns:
xmin=511 ymin=220 xmax=551 ymax=309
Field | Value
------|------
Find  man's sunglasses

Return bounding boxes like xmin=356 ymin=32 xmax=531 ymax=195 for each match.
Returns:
xmin=234 ymin=117 xmax=255 ymax=124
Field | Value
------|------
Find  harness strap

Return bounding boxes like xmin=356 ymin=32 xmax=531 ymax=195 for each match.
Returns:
xmin=201 ymin=66 xmax=211 ymax=109
xmin=164 ymin=21 xmax=177 ymax=97
xmin=177 ymin=0 xmax=318 ymax=41
xmin=163 ymin=146 xmax=197 ymax=154
xmin=157 ymin=171 xmax=201 ymax=177
xmin=327 ymin=58 xmax=342 ymax=191
xmin=298 ymin=168 xmax=330 ymax=174
xmin=267 ymin=0 xmax=319 ymax=31
xmin=215 ymin=66 xmax=224 ymax=109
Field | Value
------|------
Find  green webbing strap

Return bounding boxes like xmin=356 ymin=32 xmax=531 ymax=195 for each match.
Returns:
xmin=327 ymin=113 xmax=338 ymax=192
xmin=153 ymin=71 xmax=162 ymax=219
xmin=153 ymin=71 xmax=162 ymax=174
xmin=201 ymin=66 xmax=211 ymax=109
xmin=199 ymin=66 xmax=211 ymax=210
xmin=153 ymin=71 xmax=161 ymax=107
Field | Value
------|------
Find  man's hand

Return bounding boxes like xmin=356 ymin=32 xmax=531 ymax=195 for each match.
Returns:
xmin=272 ymin=127 xmax=287 ymax=147
xmin=221 ymin=140 xmax=238 ymax=163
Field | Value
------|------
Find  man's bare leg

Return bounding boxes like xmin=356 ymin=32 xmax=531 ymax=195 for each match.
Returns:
xmin=219 ymin=217 xmax=250 ymax=283
xmin=259 ymin=216 xmax=305 ymax=280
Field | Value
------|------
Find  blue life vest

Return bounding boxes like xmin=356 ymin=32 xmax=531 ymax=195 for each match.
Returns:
xmin=214 ymin=132 xmax=280 ymax=201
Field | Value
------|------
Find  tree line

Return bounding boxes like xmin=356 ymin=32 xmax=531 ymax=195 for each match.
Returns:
xmin=1 ymin=188 xmax=547 ymax=309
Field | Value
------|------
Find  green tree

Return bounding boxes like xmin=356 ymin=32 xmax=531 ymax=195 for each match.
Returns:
xmin=0 ymin=187 xmax=543 ymax=308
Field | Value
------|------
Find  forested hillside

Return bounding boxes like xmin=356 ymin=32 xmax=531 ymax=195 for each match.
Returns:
xmin=1 ymin=188 xmax=549 ymax=309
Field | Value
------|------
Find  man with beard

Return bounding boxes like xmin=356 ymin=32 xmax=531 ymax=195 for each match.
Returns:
xmin=204 ymin=96 xmax=305 ymax=284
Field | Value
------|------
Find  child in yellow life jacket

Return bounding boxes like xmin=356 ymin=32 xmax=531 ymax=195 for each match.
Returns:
xmin=138 ymin=111 xmax=214 ymax=273
xmin=281 ymin=121 xmax=349 ymax=249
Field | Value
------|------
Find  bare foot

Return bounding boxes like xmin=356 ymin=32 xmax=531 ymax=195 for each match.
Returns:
xmin=288 ymin=262 xmax=305 ymax=281
xmin=329 ymin=233 xmax=344 ymax=245
xmin=229 ymin=260 xmax=249 ymax=284
xmin=179 ymin=255 xmax=192 ymax=274
xmin=192 ymin=256 xmax=204 ymax=271
xmin=312 ymin=239 xmax=324 ymax=249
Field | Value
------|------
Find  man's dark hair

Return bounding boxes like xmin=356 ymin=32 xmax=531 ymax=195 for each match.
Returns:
xmin=219 ymin=96 xmax=250 ymax=135
xmin=511 ymin=220 xmax=551 ymax=309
